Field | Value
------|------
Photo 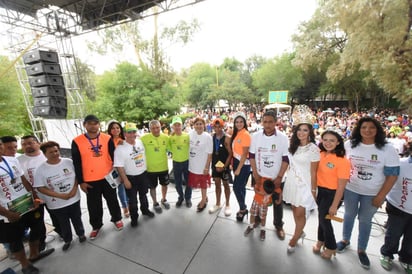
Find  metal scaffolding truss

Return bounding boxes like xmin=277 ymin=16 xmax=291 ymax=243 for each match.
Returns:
xmin=7 ymin=30 xmax=86 ymax=141
xmin=0 ymin=0 xmax=205 ymax=37
xmin=0 ymin=0 xmax=205 ymax=141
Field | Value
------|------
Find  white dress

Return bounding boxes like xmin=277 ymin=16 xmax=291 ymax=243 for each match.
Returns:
xmin=283 ymin=143 xmax=320 ymax=211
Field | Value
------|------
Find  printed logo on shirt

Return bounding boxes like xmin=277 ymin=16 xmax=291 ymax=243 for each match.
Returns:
xmin=399 ymin=177 xmax=411 ymax=209
xmin=327 ymin=162 xmax=335 ymax=169
xmin=0 ymin=177 xmax=12 ymax=200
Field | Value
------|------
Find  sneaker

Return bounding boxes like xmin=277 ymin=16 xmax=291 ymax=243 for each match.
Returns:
xmin=260 ymin=230 xmax=266 ymax=241
xmin=380 ymin=255 xmax=393 ymax=270
xmin=114 ymin=220 xmax=124 ymax=231
xmin=90 ymin=229 xmax=100 ymax=240
xmin=400 ymin=262 xmax=412 ymax=274
xmin=224 ymin=206 xmax=232 ymax=216
xmin=244 ymin=226 xmax=254 ymax=236
xmin=154 ymin=203 xmax=162 ymax=213
xmin=161 ymin=199 xmax=170 ymax=209
xmin=131 ymin=218 xmax=138 ymax=227
xmin=186 ymin=200 xmax=192 ymax=208
xmin=79 ymin=235 xmax=86 ymax=243
xmin=62 ymin=241 xmax=71 ymax=251
xmin=336 ymin=240 xmax=350 ymax=253
xmin=358 ymin=251 xmax=370 ymax=269
xmin=208 ymin=205 xmax=221 ymax=214
xmin=142 ymin=210 xmax=155 ymax=218
xmin=22 ymin=264 xmax=39 ymax=274
xmin=176 ymin=197 xmax=184 ymax=208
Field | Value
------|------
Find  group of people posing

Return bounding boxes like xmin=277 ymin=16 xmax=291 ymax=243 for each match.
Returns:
xmin=0 ymin=105 xmax=411 ymax=274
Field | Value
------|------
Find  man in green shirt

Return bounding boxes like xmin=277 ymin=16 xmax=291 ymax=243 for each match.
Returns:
xmin=168 ymin=117 xmax=192 ymax=208
xmin=141 ymin=120 xmax=170 ymax=213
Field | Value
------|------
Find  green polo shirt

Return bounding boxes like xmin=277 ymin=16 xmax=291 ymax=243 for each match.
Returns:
xmin=168 ymin=133 xmax=190 ymax=162
xmin=141 ymin=133 xmax=169 ymax=172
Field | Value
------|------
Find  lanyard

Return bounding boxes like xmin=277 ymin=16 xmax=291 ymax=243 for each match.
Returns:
xmin=86 ymin=133 xmax=100 ymax=154
xmin=214 ymin=136 xmax=221 ymax=153
xmin=0 ymin=157 xmax=15 ymax=180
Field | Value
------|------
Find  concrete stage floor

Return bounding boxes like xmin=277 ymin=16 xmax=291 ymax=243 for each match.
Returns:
xmin=0 ymin=180 xmax=404 ymax=274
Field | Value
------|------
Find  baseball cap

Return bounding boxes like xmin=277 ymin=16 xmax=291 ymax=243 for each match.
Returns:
xmin=171 ymin=116 xmax=182 ymax=125
xmin=84 ymin=114 xmax=100 ymax=123
xmin=124 ymin=122 xmax=137 ymax=132
xmin=212 ymin=118 xmax=224 ymax=127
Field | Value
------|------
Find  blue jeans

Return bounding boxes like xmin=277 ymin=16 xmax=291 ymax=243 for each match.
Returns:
xmin=117 ymin=183 xmax=128 ymax=208
xmin=380 ymin=202 xmax=412 ymax=264
xmin=342 ymin=188 xmax=378 ymax=251
xmin=232 ymin=158 xmax=250 ymax=211
xmin=173 ymin=160 xmax=192 ymax=201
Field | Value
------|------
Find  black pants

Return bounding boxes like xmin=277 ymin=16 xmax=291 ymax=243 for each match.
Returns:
xmin=49 ymin=201 xmax=85 ymax=243
xmin=316 ymin=187 xmax=339 ymax=249
xmin=85 ymin=179 xmax=122 ymax=230
xmin=272 ymin=182 xmax=284 ymax=229
xmin=126 ymin=172 xmax=150 ymax=221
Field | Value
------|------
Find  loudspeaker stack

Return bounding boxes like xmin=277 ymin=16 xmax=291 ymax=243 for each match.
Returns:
xmin=23 ymin=49 xmax=67 ymax=119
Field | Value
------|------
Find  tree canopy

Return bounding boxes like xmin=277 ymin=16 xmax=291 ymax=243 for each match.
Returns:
xmin=293 ymin=0 xmax=412 ymax=108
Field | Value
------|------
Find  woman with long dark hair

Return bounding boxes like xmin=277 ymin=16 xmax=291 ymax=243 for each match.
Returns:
xmin=230 ymin=112 xmax=251 ymax=222
xmin=336 ymin=117 xmax=400 ymax=269
xmin=283 ymin=105 xmax=320 ymax=253
xmin=313 ymin=130 xmax=350 ymax=259
xmin=107 ymin=120 xmax=129 ymax=218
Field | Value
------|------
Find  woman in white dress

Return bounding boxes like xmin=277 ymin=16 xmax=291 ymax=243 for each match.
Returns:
xmin=283 ymin=105 xmax=320 ymax=253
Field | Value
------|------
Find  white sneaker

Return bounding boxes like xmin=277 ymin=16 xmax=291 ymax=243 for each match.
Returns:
xmin=208 ymin=205 xmax=221 ymax=214
xmin=224 ymin=206 xmax=232 ymax=216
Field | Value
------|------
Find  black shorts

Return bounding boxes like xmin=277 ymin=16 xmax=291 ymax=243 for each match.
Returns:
xmin=0 ymin=208 xmax=44 ymax=252
xmin=147 ymin=171 xmax=169 ymax=188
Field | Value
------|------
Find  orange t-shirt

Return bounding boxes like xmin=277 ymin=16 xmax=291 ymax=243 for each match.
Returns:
xmin=232 ymin=128 xmax=251 ymax=162
xmin=316 ymin=152 xmax=350 ymax=190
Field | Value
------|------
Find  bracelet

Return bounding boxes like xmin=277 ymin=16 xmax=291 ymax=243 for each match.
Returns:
xmin=311 ymin=189 xmax=317 ymax=192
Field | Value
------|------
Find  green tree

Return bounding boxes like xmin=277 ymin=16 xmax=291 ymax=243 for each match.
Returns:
xmin=252 ymin=53 xmax=304 ymax=104
xmin=0 ymin=56 xmax=31 ymax=136
xmin=293 ymin=0 xmax=412 ymax=107
xmin=87 ymin=12 xmax=200 ymax=81
xmin=182 ymin=63 xmax=215 ymax=109
xmin=93 ymin=62 xmax=180 ymax=125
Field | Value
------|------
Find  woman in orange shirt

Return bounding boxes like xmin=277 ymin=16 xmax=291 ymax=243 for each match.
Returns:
xmin=108 ymin=120 xmax=129 ymax=218
xmin=314 ymin=130 xmax=350 ymax=259
xmin=231 ymin=112 xmax=251 ymax=222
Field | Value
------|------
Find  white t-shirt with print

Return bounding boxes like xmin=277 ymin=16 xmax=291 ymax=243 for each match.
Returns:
xmin=249 ymin=130 xmax=289 ymax=179
xmin=113 ymin=140 xmax=147 ymax=176
xmin=189 ymin=131 xmax=213 ymax=174
xmin=17 ymin=153 xmax=46 ymax=185
xmin=33 ymin=158 xmax=80 ymax=210
xmin=0 ymin=156 xmax=29 ymax=222
xmin=386 ymin=158 xmax=412 ymax=214
xmin=345 ymin=141 xmax=400 ymax=195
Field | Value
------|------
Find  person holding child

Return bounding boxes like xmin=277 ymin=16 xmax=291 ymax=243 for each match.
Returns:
xmin=247 ymin=110 xmax=289 ymax=240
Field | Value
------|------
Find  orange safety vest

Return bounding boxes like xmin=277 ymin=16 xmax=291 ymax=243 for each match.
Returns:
xmin=73 ymin=133 xmax=113 ymax=182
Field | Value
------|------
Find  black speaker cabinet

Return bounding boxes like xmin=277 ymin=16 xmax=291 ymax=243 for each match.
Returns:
xmin=33 ymin=106 xmax=67 ymax=119
xmin=23 ymin=50 xmax=59 ymax=65
xmin=26 ymin=62 xmax=61 ymax=76
xmin=31 ymin=86 xmax=66 ymax=98
xmin=33 ymin=97 xmax=67 ymax=108
xmin=29 ymin=75 xmax=64 ymax=87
